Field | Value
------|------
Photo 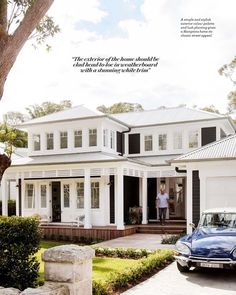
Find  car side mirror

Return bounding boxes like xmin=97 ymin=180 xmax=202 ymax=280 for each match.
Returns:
xmin=189 ymin=222 xmax=196 ymax=229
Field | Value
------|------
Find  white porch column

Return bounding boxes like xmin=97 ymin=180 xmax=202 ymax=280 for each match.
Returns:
xmin=141 ymin=175 xmax=148 ymax=224
xmin=84 ymin=168 xmax=92 ymax=229
xmin=1 ymin=176 xmax=8 ymax=216
xmin=186 ymin=168 xmax=192 ymax=234
xmin=21 ymin=178 xmax=25 ymax=216
xmin=16 ymin=174 xmax=20 ymax=216
xmin=116 ymin=167 xmax=124 ymax=230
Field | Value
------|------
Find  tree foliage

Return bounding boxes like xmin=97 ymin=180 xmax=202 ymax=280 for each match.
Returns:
xmin=0 ymin=0 xmax=56 ymax=99
xmin=3 ymin=111 xmax=27 ymax=125
xmin=97 ymin=102 xmax=144 ymax=114
xmin=201 ymin=105 xmax=220 ymax=114
xmin=219 ymin=56 xmax=236 ymax=112
xmin=26 ymin=100 xmax=72 ymax=118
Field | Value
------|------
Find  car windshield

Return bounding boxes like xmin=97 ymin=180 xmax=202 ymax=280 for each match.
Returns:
xmin=199 ymin=213 xmax=236 ymax=228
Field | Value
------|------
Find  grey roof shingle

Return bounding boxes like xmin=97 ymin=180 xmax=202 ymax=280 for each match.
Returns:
xmin=171 ymin=134 xmax=236 ymax=163
xmin=111 ymin=107 xmax=225 ymax=127
xmin=20 ymin=105 xmax=105 ymax=126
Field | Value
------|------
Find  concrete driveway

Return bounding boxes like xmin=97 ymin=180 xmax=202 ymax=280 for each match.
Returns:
xmin=122 ymin=262 xmax=236 ymax=295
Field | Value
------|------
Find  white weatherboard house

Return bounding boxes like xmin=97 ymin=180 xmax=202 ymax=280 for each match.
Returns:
xmin=0 ymin=106 xmax=235 ymax=233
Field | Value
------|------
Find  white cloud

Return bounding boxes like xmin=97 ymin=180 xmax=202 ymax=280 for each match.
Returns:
xmin=1 ymin=0 xmax=236 ymax=120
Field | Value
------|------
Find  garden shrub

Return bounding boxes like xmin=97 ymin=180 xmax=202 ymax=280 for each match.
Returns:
xmin=0 ymin=216 xmax=41 ymax=290
xmin=93 ymin=249 xmax=174 ymax=294
xmin=161 ymin=233 xmax=185 ymax=244
xmin=93 ymin=247 xmax=153 ymax=259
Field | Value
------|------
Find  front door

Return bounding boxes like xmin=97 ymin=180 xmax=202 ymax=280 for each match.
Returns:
xmin=148 ymin=178 xmax=157 ymax=220
xmin=52 ymin=182 xmax=61 ymax=222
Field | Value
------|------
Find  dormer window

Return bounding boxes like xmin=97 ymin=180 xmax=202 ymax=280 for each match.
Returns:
xmin=159 ymin=134 xmax=167 ymax=150
xmin=60 ymin=131 xmax=68 ymax=149
xmin=33 ymin=134 xmax=40 ymax=151
xmin=89 ymin=129 xmax=97 ymax=146
xmin=174 ymin=132 xmax=182 ymax=149
xmin=144 ymin=135 xmax=153 ymax=151
xmin=110 ymin=131 xmax=115 ymax=149
xmin=74 ymin=130 xmax=82 ymax=148
xmin=103 ymin=129 xmax=108 ymax=147
xmin=47 ymin=133 xmax=54 ymax=150
xmin=189 ymin=130 xmax=198 ymax=148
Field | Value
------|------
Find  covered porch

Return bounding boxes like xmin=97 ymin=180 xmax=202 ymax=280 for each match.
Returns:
xmin=1 ymin=160 xmax=187 ymax=231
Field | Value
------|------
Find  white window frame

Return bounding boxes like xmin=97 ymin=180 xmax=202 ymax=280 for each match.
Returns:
xmin=33 ymin=134 xmax=40 ymax=151
xmin=144 ymin=135 xmax=153 ymax=151
xmin=91 ymin=181 xmax=100 ymax=209
xmin=25 ymin=183 xmax=35 ymax=209
xmin=89 ymin=129 xmax=97 ymax=147
xmin=173 ymin=132 xmax=182 ymax=149
xmin=74 ymin=130 xmax=82 ymax=148
xmin=60 ymin=131 xmax=68 ymax=149
xmin=63 ymin=183 xmax=70 ymax=208
xmin=189 ymin=130 xmax=199 ymax=148
xmin=103 ymin=129 xmax=108 ymax=147
xmin=158 ymin=134 xmax=167 ymax=150
xmin=76 ymin=181 xmax=84 ymax=209
xmin=46 ymin=133 xmax=54 ymax=150
xmin=110 ymin=130 xmax=115 ymax=149
xmin=40 ymin=183 xmax=47 ymax=209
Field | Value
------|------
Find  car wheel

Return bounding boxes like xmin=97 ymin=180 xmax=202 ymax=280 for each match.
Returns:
xmin=176 ymin=261 xmax=190 ymax=273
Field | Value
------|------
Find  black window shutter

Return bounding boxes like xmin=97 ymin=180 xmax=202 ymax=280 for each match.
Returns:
xmin=192 ymin=170 xmax=200 ymax=225
xmin=129 ymin=134 xmax=140 ymax=154
xmin=201 ymin=127 xmax=216 ymax=146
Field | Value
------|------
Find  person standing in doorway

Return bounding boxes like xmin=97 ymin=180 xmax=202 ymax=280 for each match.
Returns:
xmin=156 ymin=187 xmax=169 ymax=225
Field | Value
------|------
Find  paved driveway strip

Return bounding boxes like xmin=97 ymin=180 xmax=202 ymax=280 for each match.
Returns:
xmin=122 ymin=262 xmax=236 ymax=295
xmin=95 ymin=233 xmax=175 ymax=250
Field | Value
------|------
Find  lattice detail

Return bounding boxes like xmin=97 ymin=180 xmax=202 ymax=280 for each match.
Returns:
xmin=57 ymin=170 xmax=70 ymax=177
xmin=109 ymin=168 xmax=117 ymax=175
xmin=71 ymin=169 xmax=84 ymax=177
xmin=147 ymin=171 xmax=161 ymax=178
xmin=129 ymin=169 xmax=134 ymax=176
xmin=44 ymin=170 xmax=57 ymax=177
xmin=31 ymin=171 xmax=43 ymax=178
xmin=24 ymin=172 xmax=30 ymax=178
xmin=123 ymin=168 xmax=128 ymax=175
xmin=5 ymin=172 xmax=17 ymax=179
xmin=134 ymin=170 xmax=139 ymax=177
xmin=90 ymin=168 xmax=102 ymax=176
xmin=161 ymin=170 xmax=176 ymax=177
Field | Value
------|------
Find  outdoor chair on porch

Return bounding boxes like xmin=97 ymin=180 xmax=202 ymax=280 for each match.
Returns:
xmin=71 ymin=215 xmax=85 ymax=227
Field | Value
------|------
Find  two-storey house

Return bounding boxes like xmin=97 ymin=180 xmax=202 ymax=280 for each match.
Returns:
xmin=1 ymin=105 xmax=235 ymax=233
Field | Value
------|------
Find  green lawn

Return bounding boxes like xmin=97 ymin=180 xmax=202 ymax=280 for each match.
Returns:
xmin=37 ymin=240 xmax=140 ymax=283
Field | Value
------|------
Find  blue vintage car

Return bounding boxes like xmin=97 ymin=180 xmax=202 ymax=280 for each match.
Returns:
xmin=175 ymin=208 xmax=236 ymax=272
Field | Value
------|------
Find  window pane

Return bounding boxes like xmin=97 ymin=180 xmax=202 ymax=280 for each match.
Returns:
xmin=25 ymin=184 xmax=35 ymax=209
xmin=89 ymin=129 xmax=97 ymax=146
xmin=74 ymin=130 xmax=82 ymax=148
xmin=40 ymin=185 xmax=47 ymax=208
xmin=63 ymin=184 xmax=70 ymax=208
xmin=110 ymin=131 xmax=115 ymax=149
xmin=60 ymin=132 xmax=68 ymax=149
xmin=91 ymin=182 xmax=99 ymax=208
xmin=174 ymin=132 xmax=182 ymax=149
xmin=103 ymin=129 xmax=108 ymax=147
xmin=159 ymin=134 xmax=167 ymax=150
xmin=189 ymin=131 xmax=198 ymax=148
xmin=33 ymin=134 xmax=40 ymax=151
xmin=76 ymin=182 xmax=84 ymax=208
xmin=144 ymin=135 xmax=152 ymax=151
xmin=47 ymin=133 xmax=54 ymax=150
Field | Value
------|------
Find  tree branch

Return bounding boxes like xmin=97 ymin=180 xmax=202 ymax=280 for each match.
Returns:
xmin=0 ymin=0 xmax=54 ymax=100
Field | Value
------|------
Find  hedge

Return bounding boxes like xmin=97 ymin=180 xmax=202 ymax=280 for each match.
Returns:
xmin=0 ymin=216 xmax=41 ymax=290
xmin=93 ymin=247 xmax=154 ymax=259
xmin=92 ymin=249 xmax=175 ymax=295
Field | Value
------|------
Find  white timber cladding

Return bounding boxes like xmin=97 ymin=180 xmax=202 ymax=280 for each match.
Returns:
xmin=125 ymin=118 xmax=233 ymax=157
xmin=28 ymin=117 xmax=128 ymax=157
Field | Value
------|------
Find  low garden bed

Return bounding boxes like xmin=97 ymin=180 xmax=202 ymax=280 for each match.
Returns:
xmin=37 ymin=240 xmax=175 ymax=295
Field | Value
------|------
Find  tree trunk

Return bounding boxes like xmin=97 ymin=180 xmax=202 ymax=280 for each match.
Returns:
xmin=0 ymin=0 xmax=54 ymax=99
xmin=0 ymin=154 xmax=11 ymax=184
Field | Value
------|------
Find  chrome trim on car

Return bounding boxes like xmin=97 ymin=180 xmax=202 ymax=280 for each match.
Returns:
xmin=175 ymin=255 xmax=236 ymax=265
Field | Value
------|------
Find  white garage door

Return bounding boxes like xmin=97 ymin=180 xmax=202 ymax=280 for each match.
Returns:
xmin=206 ymin=177 xmax=236 ymax=208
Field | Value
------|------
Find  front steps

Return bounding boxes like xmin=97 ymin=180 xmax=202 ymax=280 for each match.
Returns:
xmin=137 ymin=220 xmax=186 ymax=235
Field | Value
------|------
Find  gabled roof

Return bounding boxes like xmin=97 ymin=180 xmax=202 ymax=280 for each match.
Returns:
xmin=171 ymin=134 xmax=236 ymax=163
xmin=20 ymin=105 xmax=106 ymax=127
xmin=111 ymin=107 xmax=229 ymax=127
